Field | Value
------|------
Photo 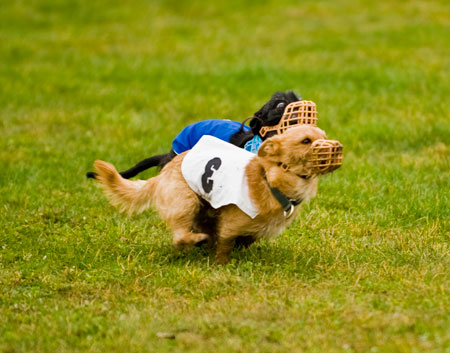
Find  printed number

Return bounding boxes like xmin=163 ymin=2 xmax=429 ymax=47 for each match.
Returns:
xmin=201 ymin=157 xmax=222 ymax=193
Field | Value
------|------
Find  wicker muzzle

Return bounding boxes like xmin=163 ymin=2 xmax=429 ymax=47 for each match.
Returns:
xmin=259 ymin=100 xmax=318 ymax=138
xmin=310 ymin=139 xmax=343 ymax=174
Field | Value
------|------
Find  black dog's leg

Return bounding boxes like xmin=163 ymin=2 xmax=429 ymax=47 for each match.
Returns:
xmin=86 ymin=171 xmax=98 ymax=179
xmin=117 ymin=154 xmax=169 ymax=178
xmin=86 ymin=150 xmax=177 ymax=179
xmin=234 ymin=235 xmax=257 ymax=248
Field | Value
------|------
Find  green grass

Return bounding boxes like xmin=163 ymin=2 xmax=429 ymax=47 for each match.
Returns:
xmin=1 ymin=0 xmax=450 ymax=352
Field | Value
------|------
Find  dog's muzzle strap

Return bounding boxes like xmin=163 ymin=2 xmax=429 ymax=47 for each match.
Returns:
xmin=268 ymin=186 xmax=302 ymax=218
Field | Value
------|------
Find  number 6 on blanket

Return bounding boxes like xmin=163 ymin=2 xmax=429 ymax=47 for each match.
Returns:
xmin=181 ymin=136 xmax=259 ymax=219
xmin=201 ymin=158 xmax=222 ymax=193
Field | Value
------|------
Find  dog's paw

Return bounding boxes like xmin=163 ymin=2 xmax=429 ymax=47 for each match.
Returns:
xmin=214 ymin=254 xmax=231 ymax=265
xmin=86 ymin=171 xmax=97 ymax=179
xmin=194 ymin=238 xmax=209 ymax=247
xmin=173 ymin=232 xmax=210 ymax=250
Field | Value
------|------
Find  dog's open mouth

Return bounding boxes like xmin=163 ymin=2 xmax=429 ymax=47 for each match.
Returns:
xmin=310 ymin=139 xmax=343 ymax=174
xmin=298 ymin=174 xmax=312 ymax=180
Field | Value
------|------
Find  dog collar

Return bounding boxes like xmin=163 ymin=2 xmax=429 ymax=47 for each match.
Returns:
xmin=269 ymin=187 xmax=302 ymax=217
xmin=263 ymin=174 xmax=302 ymax=217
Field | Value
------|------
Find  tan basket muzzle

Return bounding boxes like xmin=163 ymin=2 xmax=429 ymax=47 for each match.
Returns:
xmin=310 ymin=139 xmax=343 ymax=174
xmin=259 ymin=100 xmax=318 ymax=138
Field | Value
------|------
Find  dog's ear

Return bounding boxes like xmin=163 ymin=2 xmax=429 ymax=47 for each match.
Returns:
xmin=258 ymin=139 xmax=281 ymax=159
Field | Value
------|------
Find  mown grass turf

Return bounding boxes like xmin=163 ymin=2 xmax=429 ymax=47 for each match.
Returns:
xmin=1 ymin=0 xmax=449 ymax=352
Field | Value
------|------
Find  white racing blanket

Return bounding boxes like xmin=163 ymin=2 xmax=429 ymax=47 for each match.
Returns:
xmin=181 ymin=135 xmax=259 ymax=218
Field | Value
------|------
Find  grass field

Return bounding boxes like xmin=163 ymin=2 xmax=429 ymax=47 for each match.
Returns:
xmin=1 ymin=0 xmax=450 ymax=352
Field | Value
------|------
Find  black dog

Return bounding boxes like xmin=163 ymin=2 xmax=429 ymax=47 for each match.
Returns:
xmin=87 ymin=91 xmax=300 ymax=179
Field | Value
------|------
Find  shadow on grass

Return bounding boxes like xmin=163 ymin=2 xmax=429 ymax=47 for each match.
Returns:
xmin=159 ymin=238 xmax=322 ymax=277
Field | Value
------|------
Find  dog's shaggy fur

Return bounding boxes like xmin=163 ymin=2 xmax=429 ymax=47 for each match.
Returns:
xmin=94 ymin=125 xmax=339 ymax=264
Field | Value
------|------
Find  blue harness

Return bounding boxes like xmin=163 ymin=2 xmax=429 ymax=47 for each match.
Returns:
xmin=172 ymin=119 xmax=258 ymax=154
xmin=243 ymin=135 xmax=263 ymax=153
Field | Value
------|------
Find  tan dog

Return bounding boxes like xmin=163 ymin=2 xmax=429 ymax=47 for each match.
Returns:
xmin=94 ymin=125 xmax=342 ymax=264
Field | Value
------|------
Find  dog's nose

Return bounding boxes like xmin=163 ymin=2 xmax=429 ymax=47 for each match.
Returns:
xmin=310 ymin=139 xmax=343 ymax=174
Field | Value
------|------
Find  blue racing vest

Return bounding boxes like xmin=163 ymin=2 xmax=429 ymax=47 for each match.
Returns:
xmin=172 ymin=119 xmax=251 ymax=154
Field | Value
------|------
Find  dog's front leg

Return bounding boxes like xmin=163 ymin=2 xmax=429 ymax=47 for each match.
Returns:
xmin=215 ymin=236 xmax=237 ymax=265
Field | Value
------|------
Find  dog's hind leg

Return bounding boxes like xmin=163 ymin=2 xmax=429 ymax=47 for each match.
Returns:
xmin=118 ymin=150 xmax=176 ymax=179
xmin=87 ymin=156 xmax=160 ymax=179
xmin=117 ymin=155 xmax=165 ymax=179
xmin=87 ymin=151 xmax=177 ymax=180
xmin=168 ymin=211 xmax=211 ymax=249
xmin=156 ymin=175 xmax=212 ymax=249
xmin=172 ymin=229 xmax=210 ymax=249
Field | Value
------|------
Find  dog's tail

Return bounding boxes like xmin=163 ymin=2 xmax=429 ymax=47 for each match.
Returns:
xmin=94 ymin=160 xmax=157 ymax=215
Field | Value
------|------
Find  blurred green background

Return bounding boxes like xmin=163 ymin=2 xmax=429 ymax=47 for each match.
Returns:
xmin=1 ymin=0 xmax=449 ymax=352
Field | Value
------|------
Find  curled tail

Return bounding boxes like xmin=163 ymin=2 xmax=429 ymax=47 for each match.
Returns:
xmin=94 ymin=160 xmax=156 ymax=215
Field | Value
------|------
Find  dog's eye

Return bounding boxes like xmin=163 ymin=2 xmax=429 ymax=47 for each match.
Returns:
xmin=301 ymin=138 xmax=312 ymax=144
xmin=299 ymin=175 xmax=311 ymax=180
xmin=276 ymin=102 xmax=286 ymax=109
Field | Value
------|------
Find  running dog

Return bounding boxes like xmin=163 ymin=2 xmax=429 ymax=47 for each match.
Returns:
xmin=93 ymin=125 xmax=343 ymax=264
xmin=87 ymin=91 xmax=301 ymax=179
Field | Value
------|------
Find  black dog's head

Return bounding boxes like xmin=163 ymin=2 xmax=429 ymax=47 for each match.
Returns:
xmin=250 ymin=91 xmax=301 ymax=138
